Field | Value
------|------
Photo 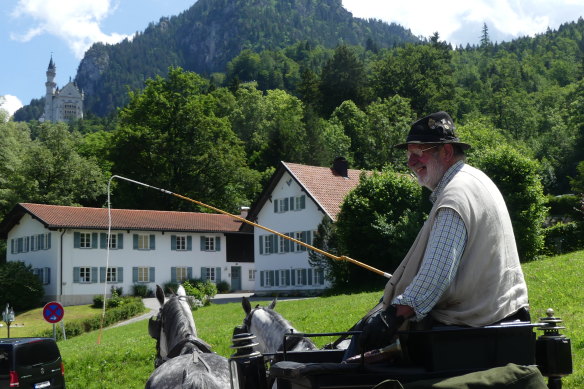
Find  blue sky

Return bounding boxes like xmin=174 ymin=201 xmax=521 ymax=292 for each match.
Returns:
xmin=1 ymin=0 xmax=583 ymax=116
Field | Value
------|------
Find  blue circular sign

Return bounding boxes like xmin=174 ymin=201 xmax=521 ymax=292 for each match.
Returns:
xmin=43 ymin=302 xmax=64 ymax=323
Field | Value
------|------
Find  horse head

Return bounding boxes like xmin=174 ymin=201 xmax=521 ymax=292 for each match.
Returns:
xmin=148 ymin=284 xmax=212 ymax=368
xmin=240 ymin=297 xmax=317 ymax=355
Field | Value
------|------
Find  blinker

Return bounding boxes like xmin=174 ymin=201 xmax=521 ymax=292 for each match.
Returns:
xmin=148 ymin=316 xmax=161 ymax=339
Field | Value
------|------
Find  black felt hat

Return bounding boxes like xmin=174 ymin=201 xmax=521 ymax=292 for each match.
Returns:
xmin=394 ymin=111 xmax=471 ymax=150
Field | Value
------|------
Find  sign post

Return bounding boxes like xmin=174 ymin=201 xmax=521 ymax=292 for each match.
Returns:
xmin=43 ymin=302 xmax=65 ymax=340
xmin=2 ymin=304 xmax=15 ymax=338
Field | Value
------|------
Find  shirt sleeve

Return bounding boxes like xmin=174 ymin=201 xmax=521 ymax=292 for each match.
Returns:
xmin=391 ymin=207 xmax=468 ymax=321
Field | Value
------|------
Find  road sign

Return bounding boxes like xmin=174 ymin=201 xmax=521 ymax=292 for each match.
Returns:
xmin=43 ymin=302 xmax=64 ymax=324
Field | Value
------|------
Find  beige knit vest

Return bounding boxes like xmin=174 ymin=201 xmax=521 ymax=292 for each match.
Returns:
xmin=382 ymin=164 xmax=529 ymax=327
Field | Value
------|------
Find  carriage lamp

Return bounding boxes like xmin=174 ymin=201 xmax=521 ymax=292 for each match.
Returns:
xmin=536 ymin=308 xmax=573 ymax=389
xmin=2 ymin=304 xmax=15 ymax=338
xmin=229 ymin=328 xmax=267 ymax=389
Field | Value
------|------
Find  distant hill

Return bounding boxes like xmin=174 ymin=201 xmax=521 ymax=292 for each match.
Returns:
xmin=74 ymin=0 xmax=420 ymax=116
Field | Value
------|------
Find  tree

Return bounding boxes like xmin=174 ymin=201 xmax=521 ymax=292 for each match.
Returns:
xmin=0 ymin=261 xmax=44 ymax=310
xmin=480 ymin=23 xmax=491 ymax=47
xmin=335 ymin=169 xmax=426 ymax=288
xmin=111 ymin=67 xmax=262 ymax=213
xmin=0 ymin=121 xmax=31 ymax=216
xmin=472 ymin=145 xmax=548 ymax=261
xmin=319 ymin=45 xmax=367 ymax=117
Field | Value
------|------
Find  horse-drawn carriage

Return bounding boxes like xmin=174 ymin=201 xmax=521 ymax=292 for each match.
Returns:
xmin=146 ymin=285 xmax=572 ymax=389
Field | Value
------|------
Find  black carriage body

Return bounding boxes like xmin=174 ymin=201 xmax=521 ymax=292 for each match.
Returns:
xmin=268 ymin=323 xmax=541 ymax=389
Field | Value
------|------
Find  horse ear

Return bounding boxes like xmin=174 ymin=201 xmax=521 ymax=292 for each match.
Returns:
xmin=155 ymin=285 xmax=165 ymax=306
xmin=268 ymin=298 xmax=277 ymax=310
xmin=242 ymin=297 xmax=251 ymax=314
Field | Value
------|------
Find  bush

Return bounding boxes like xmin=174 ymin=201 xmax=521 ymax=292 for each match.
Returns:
xmin=0 ymin=261 xmax=45 ymax=311
xmin=163 ymin=282 xmax=179 ymax=295
xmin=182 ymin=279 xmax=217 ymax=307
xmin=36 ymin=297 xmax=146 ymax=340
xmin=216 ymin=280 xmax=230 ymax=293
xmin=132 ymin=284 xmax=151 ymax=297
xmin=544 ymin=221 xmax=584 ymax=255
xmin=472 ymin=146 xmax=548 ymax=261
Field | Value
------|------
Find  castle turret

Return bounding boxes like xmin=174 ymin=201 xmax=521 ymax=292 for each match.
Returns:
xmin=40 ymin=55 xmax=84 ymax=122
xmin=41 ymin=56 xmax=57 ymax=122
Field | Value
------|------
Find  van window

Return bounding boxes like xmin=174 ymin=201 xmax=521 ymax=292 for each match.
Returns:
xmin=0 ymin=350 xmax=8 ymax=374
xmin=15 ymin=340 xmax=60 ymax=366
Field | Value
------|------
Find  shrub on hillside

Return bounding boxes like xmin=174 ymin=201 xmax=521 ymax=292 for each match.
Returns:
xmin=472 ymin=146 xmax=548 ymax=261
xmin=0 ymin=261 xmax=45 ymax=311
xmin=544 ymin=221 xmax=584 ymax=255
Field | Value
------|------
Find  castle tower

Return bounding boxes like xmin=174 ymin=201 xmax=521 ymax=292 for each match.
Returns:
xmin=40 ymin=55 xmax=84 ymax=122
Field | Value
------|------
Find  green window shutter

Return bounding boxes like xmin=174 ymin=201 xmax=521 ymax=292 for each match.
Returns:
xmin=285 ymin=269 xmax=290 ymax=286
xmin=284 ymin=233 xmax=290 ymax=252
xmin=300 ymin=231 xmax=307 ymax=251
xmin=45 ymin=268 xmax=51 ymax=285
xmin=47 ymin=233 xmax=51 ymax=249
xmin=118 ymin=233 xmax=124 ymax=249
xmin=318 ymin=269 xmax=324 ymax=285
xmin=307 ymin=268 xmax=313 ymax=285
xmin=291 ymin=269 xmax=296 ymax=285
xmin=150 ymin=267 xmax=155 ymax=282
xmin=92 ymin=233 xmax=98 ymax=249
xmin=91 ymin=267 xmax=98 ymax=283
xmin=100 ymin=267 xmax=105 ymax=283
xmin=133 ymin=234 xmax=138 ymax=249
xmin=274 ymin=270 xmax=279 ymax=286
xmin=259 ymin=236 xmax=264 ymax=255
xmin=171 ymin=235 xmax=177 ymax=250
xmin=201 ymin=267 xmax=207 ymax=279
xmin=270 ymin=270 xmax=275 ymax=286
xmin=274 ymin=199 xmax=278 ymax=213
xmin=301 ymin=269 xmax=307 ymax=285
xmin=200 ymin=236 xmax=205 ymax=250
xmin=30 ymin=236 xmax=36 ymax=251
xmin=216 ymin=237 xmax=221 ymax=251
xmin=118 ymin=267 xmax=124 ymax=282
xmin=132 ymin=267 xmax=138 ymax=282
xmin=300 ymin=195 xmax=306 ymax=209
xmin=171 ymin=267 xmax=177 ymax=282
xmin=74 ymin=232 xmax=80 ymax=248
xmin=187 ymin=267 xmax=193 ymax=279
xmin=216 ymin=267 xmax=221 ymax=282
xmin=305 ymin=230 xmax=312 ymax=245
xmin=187 ymin=236 xmax=192 ymax=251
xmin=289 ymin=197 xmax=295 ymax=211
xmin=260 ymin=271 xmax=264 ymax=287
xmin=100 ymin=233 xmax=107 ymax=249
xmin=149 ymin=234 xmax=156 ymax=250
xmin=270 ymin=235 xmax=277 ymax=254
xmin=73 ymin=267 xmax=80 ymax=283
xmin=283 ymin=197 xmax=289 ymax=212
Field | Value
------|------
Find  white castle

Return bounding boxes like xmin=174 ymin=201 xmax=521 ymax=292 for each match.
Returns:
xmin=40 ymin=56 xmax=84 ymax=122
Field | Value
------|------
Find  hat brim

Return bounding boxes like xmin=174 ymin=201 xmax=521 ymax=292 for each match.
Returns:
xmin=394 ymin=140 xmax=471 ymax=150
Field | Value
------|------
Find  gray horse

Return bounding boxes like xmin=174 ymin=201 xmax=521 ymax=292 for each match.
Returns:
xmin=241 ymin=297 xmax=318 ymax=354
xmin=145 ymin=285 xmax=230 ymax=389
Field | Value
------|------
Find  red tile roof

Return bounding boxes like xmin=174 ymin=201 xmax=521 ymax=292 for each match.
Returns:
xmin=15 ymin=203 xmax=243 ymax=233
xmin=283 ymin=162 xmax=368 ymax=220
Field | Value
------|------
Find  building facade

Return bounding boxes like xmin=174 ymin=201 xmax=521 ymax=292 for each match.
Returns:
xmin=0 ymin=204 xmax=254 ymax=305
xmin=39 ymin=57 xmax=84 ymax=123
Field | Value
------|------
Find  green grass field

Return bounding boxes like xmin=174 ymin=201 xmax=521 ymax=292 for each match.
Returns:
xmin=3 ymin=250 xmax=582 ymax=388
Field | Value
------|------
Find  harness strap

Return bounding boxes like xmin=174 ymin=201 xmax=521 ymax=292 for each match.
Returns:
xmin=167 ymin=337 xmax=214 ymax=359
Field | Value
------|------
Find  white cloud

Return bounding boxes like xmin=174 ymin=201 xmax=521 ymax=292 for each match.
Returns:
xmin=0 ymin=95 xmax=24 ymax=118
xmin=342 ymin=0 xmax=584 ymax=45
xmin=10 ymin=0 xmax=129 ymax=58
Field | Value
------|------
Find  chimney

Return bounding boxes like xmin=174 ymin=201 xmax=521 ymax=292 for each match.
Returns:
xmin=332 ymin=157 xmax=349 ymax=178
xmin=240 ymin=206 xmax=250 ymax=219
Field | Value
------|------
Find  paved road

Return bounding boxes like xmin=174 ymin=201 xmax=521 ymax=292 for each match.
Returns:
xmin=109 ymin=292 xmax=257 ymax=328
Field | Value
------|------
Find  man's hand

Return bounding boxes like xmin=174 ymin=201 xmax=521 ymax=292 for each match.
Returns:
xmin=358 ymin=305 xmax=406 ymax=353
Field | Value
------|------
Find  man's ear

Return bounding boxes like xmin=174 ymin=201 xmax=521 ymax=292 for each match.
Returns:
xmin=442 ymin=144 xmax=455 ymax=162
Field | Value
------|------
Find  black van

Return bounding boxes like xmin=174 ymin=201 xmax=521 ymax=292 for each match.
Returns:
xmin=0 ymin=338 xmax=65 ymax=388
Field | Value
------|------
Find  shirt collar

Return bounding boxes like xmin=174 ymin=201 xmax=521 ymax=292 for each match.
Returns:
xmin=430 ymin=160 xmax=465 ymax=203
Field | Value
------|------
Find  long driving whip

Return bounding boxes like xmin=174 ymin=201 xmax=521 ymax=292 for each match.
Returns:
xmin=110 ymin=175 xmax=392 ymax=279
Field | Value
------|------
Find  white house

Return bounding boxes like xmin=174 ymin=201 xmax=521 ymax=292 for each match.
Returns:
xmin=246 ymin=158 xmax=367 ymax=295
xmin=0 ymin=203 xmax=254 ymax=305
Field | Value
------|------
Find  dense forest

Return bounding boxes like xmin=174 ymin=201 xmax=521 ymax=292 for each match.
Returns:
xmin=3 ymin=2 xmax=584 ymax=274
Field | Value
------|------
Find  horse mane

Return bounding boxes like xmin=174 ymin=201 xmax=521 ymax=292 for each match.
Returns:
xmin=251 ymin=306 xmax=318 ymax=352
xmin=161 ymin=295 xmax=197 ymax=350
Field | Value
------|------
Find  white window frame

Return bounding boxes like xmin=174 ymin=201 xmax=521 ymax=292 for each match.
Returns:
xmin=205 ymin=267 xmax=216 ymax=282
xmin=80 ymin=232 xmax=92 ymax=248
xmin=280 ymin=270 xmax=287 ymax=286
xmin=176 ymin=267 xmax=189 ymax=282
xmin=108 ymin=234 xmax=118 ymax=249
xmin=137 ymin=267 xmax=150 ymax=283
xmin=249 ymin=269 xmax=256 ymax=281
xmin=296 ymin=269 xmax=304 ymax=286
xmin=265 ymin=271 xmax=273 ymax=287
xmin=137 ymin=234 xmax=150 ymax=250
xmin=263 ymin=235 xmax=272 ymax=254
xmin=294 ymin=231 xmax=304 ymax=252
xmin=205 ymin=236 xmax=216 ymax=252
xmin=80 ymin=266 xmax=91 ymax=283
xmin=106 ymin=267 xmax=118 ymax=283
xmin=176 ymin=236 xmax=187 ymax=251
xmin=278 ymin=235 xmax=286 ymax=253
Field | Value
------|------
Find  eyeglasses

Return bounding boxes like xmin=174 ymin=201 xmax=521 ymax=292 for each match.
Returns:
xmin=406 ymin=145 xmax=439 ymax=159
